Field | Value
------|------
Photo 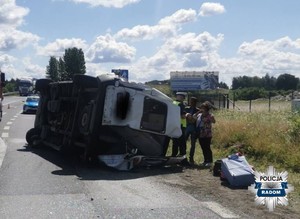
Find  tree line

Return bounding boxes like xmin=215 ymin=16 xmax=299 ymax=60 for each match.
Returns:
xmin=230 ymin=73 xmax=300 ymax=100
xmin=232 ymin=73 xmax=299 ymax=90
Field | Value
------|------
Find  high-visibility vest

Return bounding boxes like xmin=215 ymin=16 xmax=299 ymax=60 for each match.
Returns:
xmin=173 ymin=100 xmax=186 ymax=128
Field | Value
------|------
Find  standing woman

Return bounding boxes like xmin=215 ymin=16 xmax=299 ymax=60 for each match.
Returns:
xmin=194 ymin=101 xmax=216 ymax=167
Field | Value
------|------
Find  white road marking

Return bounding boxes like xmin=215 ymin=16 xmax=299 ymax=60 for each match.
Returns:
xmin=7 ymin=122 xmax=12 ymax=125
xmin=0 ymin=138 xmax=7 ymax=168
xmin=10 ymin=118 xmax=15 ymax=121
xmin=1 ymin=133 xmax=9 ymax=138
xmin=202 ymin=201 xmax=240 ymax=218
xmin=4 ymin=126 xmax=10 ymax=130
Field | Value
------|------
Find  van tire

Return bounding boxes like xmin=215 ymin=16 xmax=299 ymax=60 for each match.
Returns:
xmin=26 ymin=128 xmax=42 ymax=147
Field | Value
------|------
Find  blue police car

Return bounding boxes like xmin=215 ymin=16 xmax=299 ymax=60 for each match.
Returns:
xmin=23 ymin=96 xmax=40 ymax=114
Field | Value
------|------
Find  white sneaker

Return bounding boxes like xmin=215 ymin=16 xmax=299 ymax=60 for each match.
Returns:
xmin=204 ymin=163 xmax=212 ymax=167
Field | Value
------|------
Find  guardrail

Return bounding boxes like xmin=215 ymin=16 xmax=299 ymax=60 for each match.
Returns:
xmin=3 ymin=92 xmax=18 ymax=96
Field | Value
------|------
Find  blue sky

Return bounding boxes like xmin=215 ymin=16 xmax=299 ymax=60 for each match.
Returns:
xmin=1 ymin=0 xmax=300 ymax=86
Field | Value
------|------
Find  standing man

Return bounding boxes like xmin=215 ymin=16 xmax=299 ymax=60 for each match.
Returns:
xmin=172 ymin=92 xmax=189 ymax=166
xmin=185 ymin=97 xmax=199 ymax=164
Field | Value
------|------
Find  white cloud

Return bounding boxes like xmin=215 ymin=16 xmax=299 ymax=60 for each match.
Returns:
xmin=199 ymin=2 xmax=226 ymax=17
xmin=86 ymin=34 xmax=136 ymax=63
xmin=115 ymin=9 xmax=197 ymax=40
xmin=262 ymin=52 xmax=300 ymax=72
xmin=0 ymin=0 xmax=29 ymax=27
xmin=167 ymin=32 xmax=223 ymax=54
xmin=161 ymin=32 xmax=223 ymax=68
xmin=0 ymin=54 xmax=16 ymax=65
xmin=0 ymin=54 xmax=17 ymax=78
xmin=124 ymin=33 xmax=223 ymax=82
xmin=0 ymin=1 xmax=39 ymax=52
xmin=273 ymin=36 xmax=300 ymax=51
xmin=0 ymin=28 xmax=40 ymax=51
xmin=238 ymin=37 xmax=300 ymax=62
xmin=217 ymin=37 xmax=300 ymax=85
xmin=69 ymin=0 xmax=141 ymax=8
xmin=115 ymin=25 xmax=172 ymax=40
xmin=36 ymin=38 xmax=88 ymax=57
xmin=126 ymin=34 xmax=300 ymax=87
xmin=0 ymin=54 xmax=21 ymax=79
xmin=238 ymin=39 xmax=273 ymax=58
xmin=22 ymin=57 xmax=46 ymax=78
xmin=159 ymin=9 xmax=197 ymax=25
xmin=85 ymin=62 xmax=108 ymax=77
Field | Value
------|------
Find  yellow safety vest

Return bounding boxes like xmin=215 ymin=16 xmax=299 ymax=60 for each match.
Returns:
xmin=173 ymin=100 xmax=186 ymax=128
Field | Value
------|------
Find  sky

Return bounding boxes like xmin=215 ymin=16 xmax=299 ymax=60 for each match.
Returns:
xmin=1 ymin=0 xmax=300 ymax=87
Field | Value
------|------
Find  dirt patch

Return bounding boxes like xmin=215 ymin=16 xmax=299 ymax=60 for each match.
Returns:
xmin=175 ymin=165 xmax=299 ymax=219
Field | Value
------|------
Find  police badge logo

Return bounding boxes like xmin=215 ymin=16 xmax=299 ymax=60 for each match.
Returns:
xmin=248 ymin=166 xmax=294 ymax=211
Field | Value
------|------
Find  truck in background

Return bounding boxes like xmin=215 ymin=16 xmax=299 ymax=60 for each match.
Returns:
xmin=18 ymin=78 xmax=33 ymax=96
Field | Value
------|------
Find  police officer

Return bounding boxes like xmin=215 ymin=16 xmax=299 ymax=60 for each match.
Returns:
xmin=172 ymin=92 xmax=190 ymax=166
xmin=185 ymin=97 xmax=199 ymax=164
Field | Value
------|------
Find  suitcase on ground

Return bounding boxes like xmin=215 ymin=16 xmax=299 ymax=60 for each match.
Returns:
xmin=221 ymin=155 xmax=255 ymax=187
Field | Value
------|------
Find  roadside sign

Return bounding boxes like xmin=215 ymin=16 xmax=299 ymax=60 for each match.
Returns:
xmin=170 ymin=71 xmax=219 ymax=91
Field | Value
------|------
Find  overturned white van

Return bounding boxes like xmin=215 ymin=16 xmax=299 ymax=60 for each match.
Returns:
xmin=26 ymin=74 xmax=183 ymax=170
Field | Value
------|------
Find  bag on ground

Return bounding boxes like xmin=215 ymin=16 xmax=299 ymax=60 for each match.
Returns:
xmin=213 ymin=160 xmax=222 ymax=176
xmin=221 ymin=155 xmax=255 ymax=187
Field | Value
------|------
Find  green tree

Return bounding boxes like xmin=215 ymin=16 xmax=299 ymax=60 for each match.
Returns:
xmin=276 ymin=73 xmax=299 ymax=90
xmin=252 ymin=76 xmax=263 ymax=88
xmin=232 ymin=76 xmax=253 ymax=89
xmin=262 ymin=73 xmax=276 ymax=90
xmin=46 ymin=56 xmax=59 ymax=81
xmin=233 ymin=87 xmax=267 ymax=100
xmin=58 ymin=57 xmax=67 ymax=81
xmin=218 ymin=82 xmax=229 ymax=89
xmin=2 ymin=79 xmax=17 ymax=93
xmin=63 ymin=47 xmax=86 ymax=80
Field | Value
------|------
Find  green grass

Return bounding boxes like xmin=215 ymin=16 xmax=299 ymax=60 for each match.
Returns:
xmin=165 ymin=100 xmax=298 ymax=191
xmin=151 ymin=80 xmax=300 ymax=197
xmin=183 ymin=106 xmax=300 ymax=198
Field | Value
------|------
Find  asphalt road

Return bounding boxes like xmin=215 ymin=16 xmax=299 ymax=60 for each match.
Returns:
xmin=0 ymin=96 xmax=239 ymax=219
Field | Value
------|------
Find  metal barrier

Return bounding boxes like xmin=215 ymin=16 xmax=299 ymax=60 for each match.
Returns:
xmin=3 ymin=92 xmax=18 ymax=96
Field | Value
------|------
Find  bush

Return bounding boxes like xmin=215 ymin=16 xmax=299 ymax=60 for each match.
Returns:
xmin=212 ymin=109 xmax=300 ymax=173
xmin=231 ymin=87 xmax=268 ymax=100
xmin=3 ymin=82 xmax=16 ymax=93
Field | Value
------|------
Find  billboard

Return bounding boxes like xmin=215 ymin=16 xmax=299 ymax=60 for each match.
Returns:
xmin=170 ymin=71 xmax=219 ymax=91
xmin=112 ymin=69 xmax=129 ymax=82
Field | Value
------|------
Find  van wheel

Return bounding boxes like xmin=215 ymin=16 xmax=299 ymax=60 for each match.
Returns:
xmin=26 ymin=128 xmax=41 ymax=147
xmin=78 ymin=106 xmax=91 ymax=134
